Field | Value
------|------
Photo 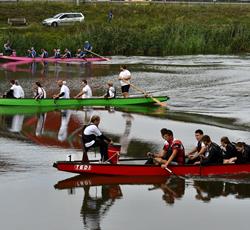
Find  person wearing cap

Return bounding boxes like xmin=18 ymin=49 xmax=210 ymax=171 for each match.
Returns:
xmin=118 ymin=65 xmax=131 ymax=98
xmin=53 ymin=80 xmax=70 ymax=99
xmin=104 ymin=81 xmax=116 ymax=98
xmin=74 ymin=80 xmax=92 ymax=99
xmin=81 ymin=41 xmax=93 ymax=57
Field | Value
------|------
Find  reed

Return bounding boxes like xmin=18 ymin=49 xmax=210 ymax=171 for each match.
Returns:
xmin=1 ymin=2 xmax=250 ymax=56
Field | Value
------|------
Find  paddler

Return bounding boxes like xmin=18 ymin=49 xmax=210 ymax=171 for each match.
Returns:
xmin=53 ymin=80 xmax=70 ymax=99
xmin=3 ymin=80 xmax=24 ymax=98
xmin=148 ymin=129 xmax=185 ymax=167
xmin=27 ymin=47 xmax=36 ymax=58
xmin=74 ymin=79 xmax=92 ymax=98
xmin=33 ymin=81 xmax=46 ymax=99
xmin=82 ymin=41 xmax=93 ymax=57
xmin=40 ymin=48 xmax=49 ymax=58
xmin=104 ymin=81 xmax=116 ymax=98
xmin=3 ymin=40 xmax=13 ymax=55
xmin=62 ymin=48 xmax=71 ymax=58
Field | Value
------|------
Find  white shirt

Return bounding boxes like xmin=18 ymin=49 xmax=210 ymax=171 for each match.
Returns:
xmin=82 ymin=85 xmax=92 ymax=98
xmin=60 ymin=85 xmax=70 ymax=99
xmin=119 ymin=69 xmax=131 ymax=86
xmin=37 ymin=87 xmax=46 ymax=98
xmin=84 ymin=124 xmax=102 ymax=148
xmin=11 ymin=84 xmax=24 ymax=98
xmin=108 ymin=86 xmax=115 ymax=98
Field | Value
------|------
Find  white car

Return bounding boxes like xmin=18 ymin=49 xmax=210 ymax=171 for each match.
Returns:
xmin=42 ymin=12 xmax=84 ymax=27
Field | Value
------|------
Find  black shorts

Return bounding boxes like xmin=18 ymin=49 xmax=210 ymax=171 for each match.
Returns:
xmin=121 ymin=85 xmax=130 ymax=93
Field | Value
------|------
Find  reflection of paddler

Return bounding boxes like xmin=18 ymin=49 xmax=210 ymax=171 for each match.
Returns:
xmin=160 ymin=177 xmax=185 ymax=205
xmin=58 ymin=110 xmax=72 ymax=142
xmin=8 ymin=114 xmax=24 ymax=133
xmin=119 ymin=113 xmax=134 ymax=154
xmin=35 ymin=113 xmax=47 ymax=136
xmin=81 ymin=184 xmax=122 ymax=230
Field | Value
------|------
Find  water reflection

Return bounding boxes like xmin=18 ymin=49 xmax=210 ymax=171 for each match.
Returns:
xmin=54 ymin=174 xmax=250 ymax=230
xmin=7 ymin=114 xmax=24 ymax=133
xmin=194 ymin=176 xmax=250 ymax=201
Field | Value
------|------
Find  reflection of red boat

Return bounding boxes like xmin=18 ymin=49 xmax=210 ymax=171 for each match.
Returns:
xmin=23 ymin=111 xmax=82 ymax=149
xmin=54 ymin=175 xmax=168 ymax=190
xmin=53 ymin=161 xmax=250 ymax=176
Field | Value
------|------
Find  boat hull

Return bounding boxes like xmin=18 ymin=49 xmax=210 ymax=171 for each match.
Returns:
xmin=53 ymin=161 xmax=250 ymax=176
xmin=0 ymin=55 xmax=108 ymax=63
xmin=0 ymin=96 xmax=169 ymax=107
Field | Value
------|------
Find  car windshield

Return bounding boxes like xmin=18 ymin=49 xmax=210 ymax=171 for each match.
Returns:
xmin=53 ymin=14 xmax=63 ymax=19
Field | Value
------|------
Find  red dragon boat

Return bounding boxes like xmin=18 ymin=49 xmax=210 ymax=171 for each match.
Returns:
xmin=53 ymin=160 xmax=250 ymax=177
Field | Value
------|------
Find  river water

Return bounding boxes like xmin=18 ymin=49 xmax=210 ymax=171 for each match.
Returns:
xmin=0 ymin=55 xmax=249 ymax=230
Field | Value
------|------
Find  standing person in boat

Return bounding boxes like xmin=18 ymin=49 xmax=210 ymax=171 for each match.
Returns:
xmin=118 ymin=65 xmax=131 ymax=98
xmin=194 ymin=135 xmax=223 ymax=165
xmin=53 ymin=80 xmax=70 ymax=99
xmin=220 ymin=136 xmax=238 ymax=163
xmin=33 ymin=81 xmax=46 ymax=100
xmin=40 ymin=48 xmax=49 ymax=58
xmin=74 ymin=79 xmax=92 ymax=99
xmin=104 ymin=81 xmax=116 ymax=98
xmin=3 ymin=40 xmax=13 ymax=55
xmin=82 ymin=41 xmax=93 ymax=57
xmin=82 ymin=115 xmax=112 ymax=162
xmin=186 ymin=129 xmax=206 ymax=164
xmin=148 ymin=129 xmax=185 ymax=167
xmin=62 ymin=48 xmax=71 ymax=58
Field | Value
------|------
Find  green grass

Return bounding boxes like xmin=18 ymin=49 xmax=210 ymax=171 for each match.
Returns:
xmin=1 ymin=2 xmax=250 ymax=56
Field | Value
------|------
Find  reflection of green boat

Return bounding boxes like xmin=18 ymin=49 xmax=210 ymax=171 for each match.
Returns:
xmin=0 ymin=96 xmax=169 ymax=107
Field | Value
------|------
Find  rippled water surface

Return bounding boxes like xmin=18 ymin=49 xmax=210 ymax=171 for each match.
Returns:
xmin=0 ymin=55 xmax=249 ymax=230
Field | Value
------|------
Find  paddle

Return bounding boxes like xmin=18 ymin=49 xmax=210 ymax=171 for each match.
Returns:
xmin=164 ymin=166 xmax=186 ymax=180
xmin=125 ymin=81 xmax=167 ymax=107
xmin=85 ymin=49 xmax=110 ymax=61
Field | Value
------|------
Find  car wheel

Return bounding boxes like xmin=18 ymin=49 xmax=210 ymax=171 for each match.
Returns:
xmin=51 ymin=22 xmax=58 ymax=27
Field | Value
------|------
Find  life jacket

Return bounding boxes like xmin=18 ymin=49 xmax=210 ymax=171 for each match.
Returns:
xmin=164 ymin=139 xmax=185 ymax=165
xmin=105 ymin=87 xmax=116 ymax=98
xmin=43 ymin=51 xmax=48 ymax=58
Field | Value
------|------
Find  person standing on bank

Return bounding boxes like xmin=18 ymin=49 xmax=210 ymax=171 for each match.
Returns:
xmin=118 ymin=65 xmax=131 ymax=98
xmin=82 ymin=115 xmax=112 ymax=162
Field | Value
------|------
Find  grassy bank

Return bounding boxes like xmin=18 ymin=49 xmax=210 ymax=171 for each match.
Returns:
xmin=0 ymin=2 xmax=250 ymax=56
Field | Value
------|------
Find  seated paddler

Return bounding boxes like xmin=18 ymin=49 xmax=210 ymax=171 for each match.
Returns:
xmin=147 ymin=129 xmax=185 ymax=167
xmin=82 ymin=115 xmax=112 ymax=162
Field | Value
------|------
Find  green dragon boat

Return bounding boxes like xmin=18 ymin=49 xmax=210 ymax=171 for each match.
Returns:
xmin=0 ymin=96 xmax=169 ymax=108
